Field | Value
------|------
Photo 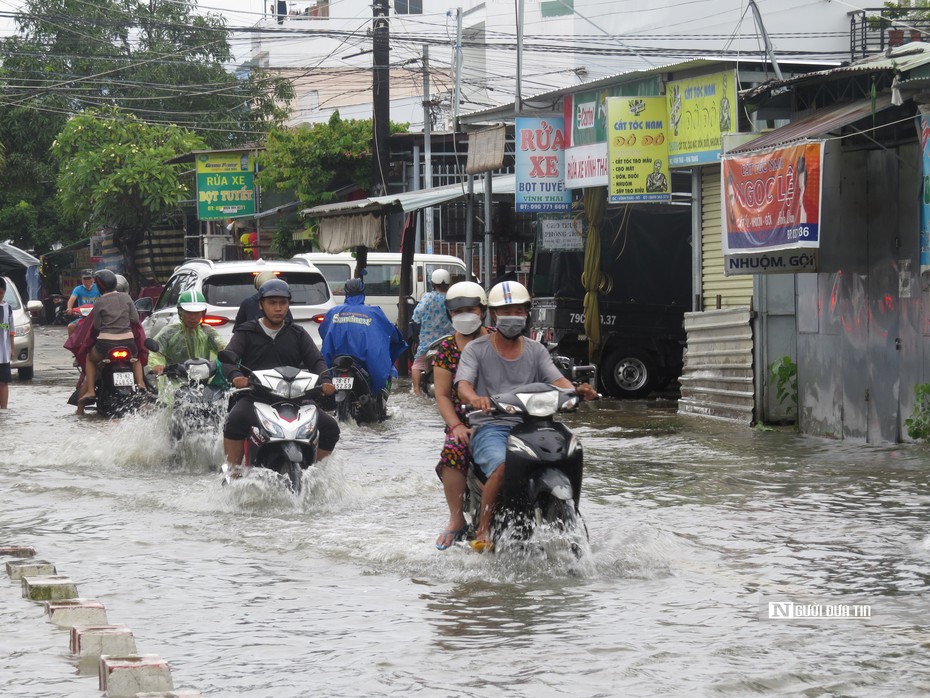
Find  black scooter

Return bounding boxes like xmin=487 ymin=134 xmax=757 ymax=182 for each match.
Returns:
xmin=75 ymin=345 xmax=149 ymax=417
xmin=327 ymin=354 xmax=387 ymax=424
xmin=465 ymin=383 xmax=589 ymax=553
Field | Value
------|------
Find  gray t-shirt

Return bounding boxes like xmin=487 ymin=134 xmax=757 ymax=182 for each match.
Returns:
xmin=454 ymin=334 xmax=564 ymax=427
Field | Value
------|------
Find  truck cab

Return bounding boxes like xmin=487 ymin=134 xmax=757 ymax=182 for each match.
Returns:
xmin=529 ymin=205 xmax=692 ymax=398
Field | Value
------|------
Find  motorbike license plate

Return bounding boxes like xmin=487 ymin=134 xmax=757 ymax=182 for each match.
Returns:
xmin=112 ymin=372 xmax=135 ymax=387
xmin=332 ymin=376 xmax=354 ymax=390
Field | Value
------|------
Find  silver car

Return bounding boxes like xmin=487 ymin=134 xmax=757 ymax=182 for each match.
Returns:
xmin=140 ymin=259 xmax=335 ymax=346
xmin=3 ymin=277 xmax=43 ymax=380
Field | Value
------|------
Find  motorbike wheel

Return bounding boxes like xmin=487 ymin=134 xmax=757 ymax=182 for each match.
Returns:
xmin=335 ymin=395 xmax=352 ymax=422
xmin=268 ymin=454 xmax=303 ymax=494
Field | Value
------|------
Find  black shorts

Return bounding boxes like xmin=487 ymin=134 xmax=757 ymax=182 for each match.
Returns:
xmin=224 ymin=398 xmax=341 ymax=452
xmin=0 ymin=363 xmax=11 ymax=383
xmin=93 ymin=339 xmax=138 ymax=358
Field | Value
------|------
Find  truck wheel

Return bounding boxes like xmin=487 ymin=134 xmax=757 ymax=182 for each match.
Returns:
xmin=601 ymin=349 xmax=655 ymax=399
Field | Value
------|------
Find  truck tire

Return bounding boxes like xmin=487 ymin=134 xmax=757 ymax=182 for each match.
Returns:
xmin=601 ymin=349 xmax=655 ymax=399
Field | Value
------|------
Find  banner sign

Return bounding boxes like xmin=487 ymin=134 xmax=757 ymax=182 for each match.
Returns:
xmin=538 ymin=216 xmax=584 ymax=251
xmin=606 ymin=96 xmax=671 ymax=203
xmin=721 ymin=141 xmax=823 ymax=260
xmin=196 ymin=151 xmax=256 ymax=221
xmin=919 ymin=116 xmax=930 ymax=274
xmin=666 ymin=70 xmax=737 ymax=167
xmin=515 ymin=117 xmax=571 ymax=212
xmin=724 ymin=250 xmax=819 ymax=276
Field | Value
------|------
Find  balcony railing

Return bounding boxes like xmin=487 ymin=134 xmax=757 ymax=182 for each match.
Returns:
xmin=850 ymin=9 xmax=930 ymax=59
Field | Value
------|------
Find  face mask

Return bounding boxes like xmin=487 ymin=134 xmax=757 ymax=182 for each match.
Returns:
xmin=451 ymin=312 xmax=483 ymax=336
xmin=496 ymin=316 xmax=526 ymax=339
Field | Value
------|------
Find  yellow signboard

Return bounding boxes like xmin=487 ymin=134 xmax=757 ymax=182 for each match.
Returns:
xmin=666 ymin=70 xmax=737 ymax=167
xmin=606 ymin=96 xmax=670 ymax=203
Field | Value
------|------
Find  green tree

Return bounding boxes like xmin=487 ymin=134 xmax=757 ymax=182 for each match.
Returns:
xmin=258 ymin=112 xmax=408 ymax=253
xmin=52 ymin=107 xmax=206 ymax=286
xmin=0 ymin=0 xmax=293 ymax=252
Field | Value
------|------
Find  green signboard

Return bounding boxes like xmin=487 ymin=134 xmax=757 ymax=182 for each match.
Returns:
xmin=196 ymin=151 xmax=256 ymax=220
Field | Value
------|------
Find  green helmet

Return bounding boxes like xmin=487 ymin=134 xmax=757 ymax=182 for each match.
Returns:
xmin=177 ymin=290 xmax=207 ymax=313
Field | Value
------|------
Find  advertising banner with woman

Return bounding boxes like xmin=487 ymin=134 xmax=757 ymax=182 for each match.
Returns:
xmin=721 ymin=141 xmax=823 ymax=254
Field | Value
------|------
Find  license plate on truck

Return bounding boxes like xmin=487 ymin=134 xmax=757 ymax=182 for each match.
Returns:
xmin=332 ymin=376 xmax=354 ymax=390
xmin=112 ymin=372 xmax=135 ymax=387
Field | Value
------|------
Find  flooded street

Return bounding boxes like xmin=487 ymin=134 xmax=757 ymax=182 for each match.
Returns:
xmin=1 ymin=325 xmax=929 ymax=696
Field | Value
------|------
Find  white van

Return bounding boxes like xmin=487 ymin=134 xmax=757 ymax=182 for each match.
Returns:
xmin=292 ymin=252 xmax=468 ymax=325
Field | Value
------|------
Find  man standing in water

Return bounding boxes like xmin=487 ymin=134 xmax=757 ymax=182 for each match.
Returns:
xmin=455 ymin=280 xmax=597 ymax=551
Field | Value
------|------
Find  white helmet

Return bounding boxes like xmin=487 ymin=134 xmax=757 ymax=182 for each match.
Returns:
xmin=487 ymin=280 xmax=531 ymax=308
xmin=430 ymin=268 xmax=451 ymax=286
xmin=254 ymin=270 xmax=277 ymax=290
xmin=445 ymin=281 xmax=487 ymax=312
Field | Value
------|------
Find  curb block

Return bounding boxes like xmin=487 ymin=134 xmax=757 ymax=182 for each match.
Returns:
xmin=70 ymin=624 xmax=137 ymax=657
xmin=21 ymin=575 xmax=78 ymax=601
xmin=46 ymin=599 xmax=109 ymax=627
xmin=98 ymin=654 xmax=174 ymax=697
xmin=6 ymin=559 xmax=56 ymax=580
xmin=136 ymin=692 xmax=204 ymax=697
xmin=0 ymin=545 xmax=36 ymax=558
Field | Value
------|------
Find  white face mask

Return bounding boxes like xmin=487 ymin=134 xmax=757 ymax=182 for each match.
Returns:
xmin=451 ymin=312 xmax=483 ymax=335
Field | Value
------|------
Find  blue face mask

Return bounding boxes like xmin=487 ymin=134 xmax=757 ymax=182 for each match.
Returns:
xmin=495 ymin=316 xmax=526 ymax=339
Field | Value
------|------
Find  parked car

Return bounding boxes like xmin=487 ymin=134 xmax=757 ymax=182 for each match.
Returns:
xmin=140 ymin=259 xmax=335 ymax=346
xmin=3 ymin=277 xmax=43 ymax=380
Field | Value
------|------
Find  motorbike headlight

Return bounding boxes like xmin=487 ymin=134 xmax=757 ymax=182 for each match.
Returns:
xmin=560 ymin=396 xmax=580 ymax=411
xmin=259 ymin=415 xmax=285 ymax=438
xmin=295 ymin=419 xmax=318 ymax=440
xmin=521 ymin=391 xmax=559 ymax=417
xmin=187 ymin=364 xmax=212 ymax=382
xmin=271 ymin=380 xmax=294 ymax=399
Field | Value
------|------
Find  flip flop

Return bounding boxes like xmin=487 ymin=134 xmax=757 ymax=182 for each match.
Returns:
xmin=435 ymin=527 xmax=468 ymax=550
xmin=469 ymin=539 xmax=494 ymax=553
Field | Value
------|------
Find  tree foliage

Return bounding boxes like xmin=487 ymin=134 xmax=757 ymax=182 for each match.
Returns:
xmin=0 ymin=0 xmax=294 ymax=252
xmin=52 ymin=108 xmax=206 ymax=285
xmin=258 ymin=112 xmax=408 ymax=209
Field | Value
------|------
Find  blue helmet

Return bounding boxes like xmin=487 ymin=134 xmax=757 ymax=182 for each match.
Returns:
xmin=344 ymin=278 xmax=365 ymax=296
xmin=259 ymin=278 xmax=291 ymax=300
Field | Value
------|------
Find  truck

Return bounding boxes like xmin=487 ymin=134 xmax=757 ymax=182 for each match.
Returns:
xmin=529 ymin=205 xmax=692 ymax=399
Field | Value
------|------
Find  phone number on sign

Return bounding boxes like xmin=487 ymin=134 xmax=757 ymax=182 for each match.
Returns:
xmin=569 ymin=313 xmax=617 ymax=326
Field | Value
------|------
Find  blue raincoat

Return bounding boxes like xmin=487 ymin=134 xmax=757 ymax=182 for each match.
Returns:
xmin=320 ymin=294 xmax=408 ymax=393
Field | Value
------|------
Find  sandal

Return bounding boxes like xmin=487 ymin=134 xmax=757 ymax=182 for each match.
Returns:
xmin=435 ymin=527 xmax=468 ymax=550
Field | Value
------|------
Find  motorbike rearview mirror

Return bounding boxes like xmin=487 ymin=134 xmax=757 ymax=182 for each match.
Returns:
xmin=144 ymin=338 xmax=160 ymax=353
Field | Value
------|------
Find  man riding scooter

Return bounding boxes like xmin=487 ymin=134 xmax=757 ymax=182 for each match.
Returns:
xmin=319 ymin=278 xmax=408 ymax=410
xmin=454 ymin=280 xmax=598 ymax=551
xmin=148 ymin=290 xmax=229 ymax=395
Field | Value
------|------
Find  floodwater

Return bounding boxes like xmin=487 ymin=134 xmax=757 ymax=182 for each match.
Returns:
xmin=1 ymin=325 xmax=929 ymax=696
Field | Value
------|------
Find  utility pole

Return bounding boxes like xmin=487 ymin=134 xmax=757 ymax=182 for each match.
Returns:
xmin=422 ymin=45 xmax=433 ymax=255
xmin=366 ymin=0 xmax=391 ymax=284
xmin=748 ymin=0 xmax=783 ymax=80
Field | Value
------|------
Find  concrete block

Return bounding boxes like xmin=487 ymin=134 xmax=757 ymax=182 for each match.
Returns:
xmin=98 ymin=654 xmax=173 ymax=697
xmin=22 ymin=575 xmax=78 ymax=601
xmin=0 ymin=545 xmax=36 ymax=557
xmin=70 ymin=625 xmax=137 ymax=657
xmin=46 ymin=599 xmax=108 ymax=627
xmin=135 ymin=693 xmax=203 ymax=698
xmin=6 ymin=559 xmax=56 ymax=580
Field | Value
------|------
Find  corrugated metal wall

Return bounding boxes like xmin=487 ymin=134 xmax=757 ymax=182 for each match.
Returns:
xmin=700 ymin=165 xmax=753 ymax=309
xmin=100 ymin=223 xmax=186 ymax=285
xmin=678 ymin=307 xmax=755 ymax=423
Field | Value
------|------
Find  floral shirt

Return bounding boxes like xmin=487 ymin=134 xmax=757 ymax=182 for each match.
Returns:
xmin=432 ymin=335 xmax=466 ymax=422
xmin=412 ymin=291 xmax=454 ymax=358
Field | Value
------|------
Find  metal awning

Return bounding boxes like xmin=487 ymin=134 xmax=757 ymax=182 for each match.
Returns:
xmin=301 ymin=174 xmax=516 ymax=253
xmin=301 ymin=174 xmax=516 ymax=218
xmin=729 ymin=94 xmax=895 ymax=153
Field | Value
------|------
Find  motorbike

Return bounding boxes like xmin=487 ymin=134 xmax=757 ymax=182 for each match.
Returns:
xmin=68 ymin=306 xmax=150 ymax=417
xmin=465 ymin=383 xmax=589 ymax=554
xmin=219 ymin=350 xmax=325 ymax=494
xmin=143 ymin=339 xmax=228 ymax=445
xmin=46 ymin=294 xmax=69 ymax=325
xmin=327 ymin=354 xmax=388 ymax=424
